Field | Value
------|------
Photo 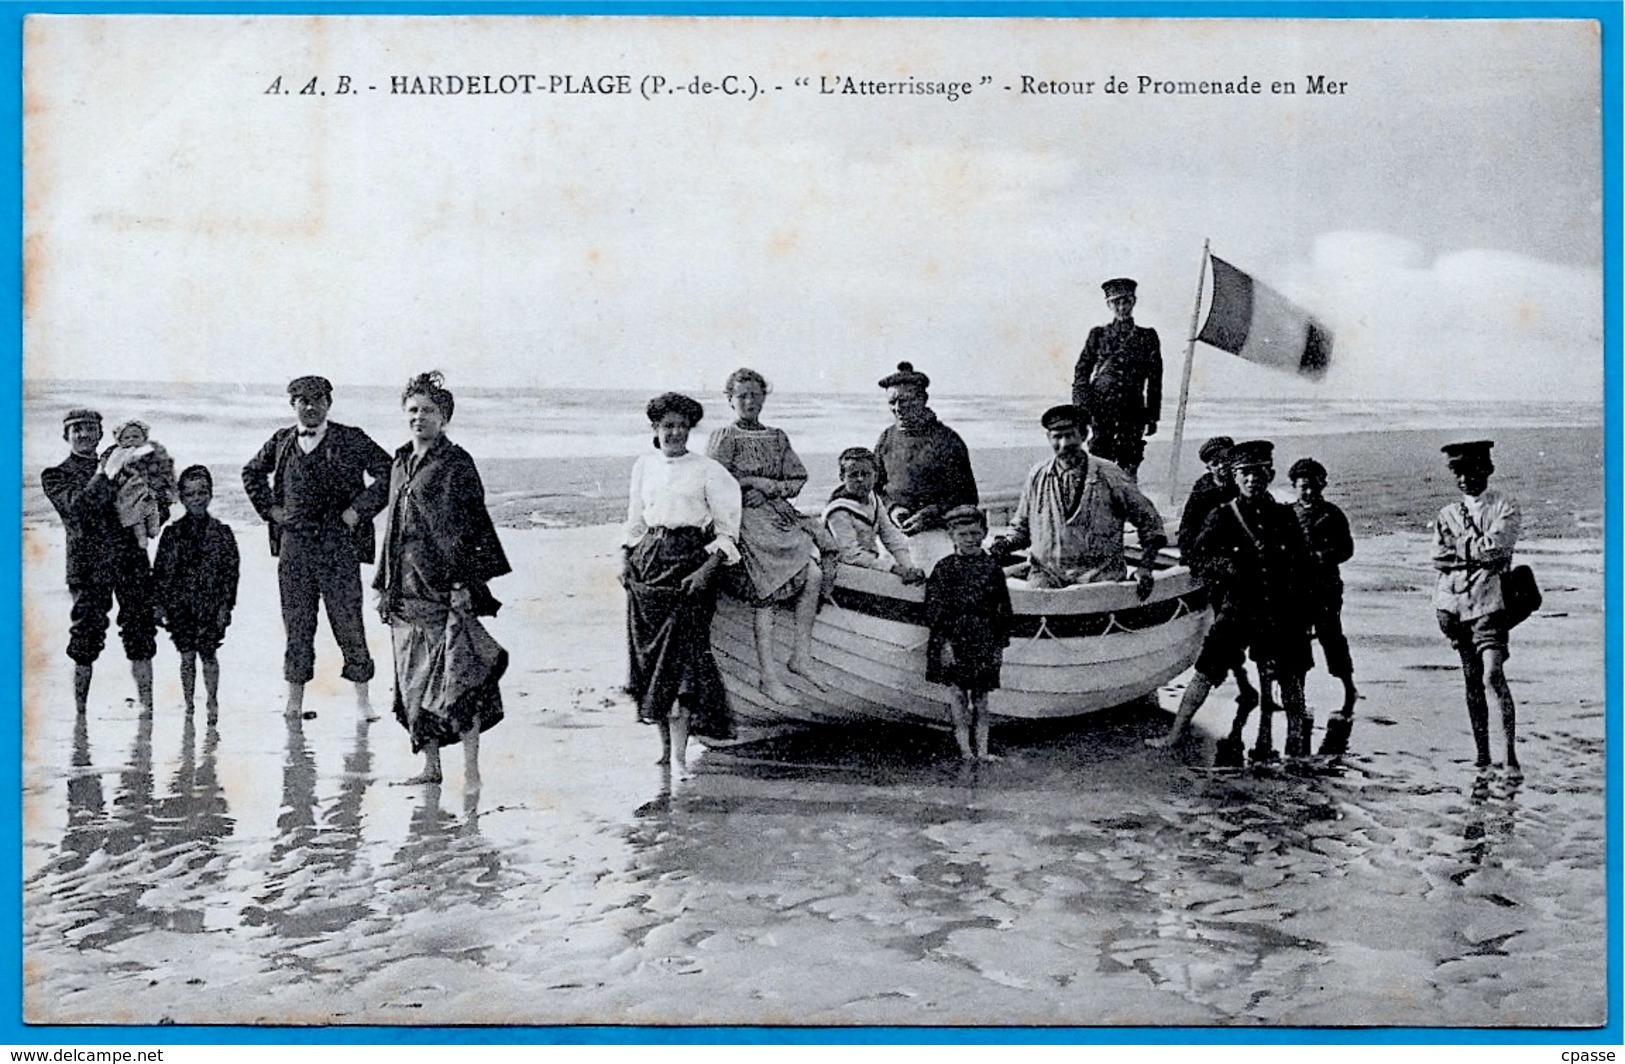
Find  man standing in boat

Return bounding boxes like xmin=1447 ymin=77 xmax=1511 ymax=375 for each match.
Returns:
xmin=1072 ymin=277 xmax=1163 ymax=479
xmin=991 ymin=404 xmax=1166 ymax=598
xmin=873 ymin=361 xmax=979 ymax=573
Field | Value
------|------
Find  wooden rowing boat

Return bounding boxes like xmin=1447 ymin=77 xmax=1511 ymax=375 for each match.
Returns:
xmin=709 ymin=540 xmax=1210 ymax=733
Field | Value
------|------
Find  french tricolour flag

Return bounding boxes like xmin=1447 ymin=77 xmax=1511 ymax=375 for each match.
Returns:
xmin=1196 ymin=254 xmax=1332 ymax=379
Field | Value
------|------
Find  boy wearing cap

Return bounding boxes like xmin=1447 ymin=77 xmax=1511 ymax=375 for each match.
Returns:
xmin=1072 ymin=277 xmax=1163 ymax=478
xmin=1176 ymin=436 xmax=1261 ymax=722
xmin=242 ymin=376 xmax=392 ymax=717
xmin=925 ymin=505 xmax=1013 ymax=761
xmin=41 ymin=408 xmax=158 ymax=714
xmin=1432 ymin=440 xmax=1522 ymax=776
xmin=1147 ymin=440 xmax=1315 ymax=759
xmin=1290 ymin=457 xmax=1358 ymax=754
xmin=1177 ymin=436 xmax=1237 ymax=558
xmin=991 ymin=404 xmax=1166 ymax=596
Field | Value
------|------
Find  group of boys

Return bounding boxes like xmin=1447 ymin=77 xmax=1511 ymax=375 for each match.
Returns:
xmin=1146 ymin=436 xmax=1358 ymax=766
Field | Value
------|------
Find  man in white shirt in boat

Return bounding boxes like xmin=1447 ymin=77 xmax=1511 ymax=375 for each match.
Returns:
xmin=990 ymin=404 xmax=1166 ymax=599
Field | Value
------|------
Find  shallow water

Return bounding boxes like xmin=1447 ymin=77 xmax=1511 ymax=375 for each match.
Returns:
xmin=20 ymin=531 xmax=1607 ymax=1028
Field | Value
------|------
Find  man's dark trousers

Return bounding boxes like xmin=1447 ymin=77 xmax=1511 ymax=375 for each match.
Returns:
xmin=277 ymin=526 xmax=374 ymax=685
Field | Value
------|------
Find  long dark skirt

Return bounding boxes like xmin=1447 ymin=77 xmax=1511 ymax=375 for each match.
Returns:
xmin=625 ymin=527 xmax=734 ymax=740
xmin=390 ymin=598 xmax=508 ymax=754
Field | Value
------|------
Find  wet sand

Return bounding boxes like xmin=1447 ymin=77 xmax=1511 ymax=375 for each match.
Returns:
xmin=20 ymin=502 xmax=1606 ymax=1026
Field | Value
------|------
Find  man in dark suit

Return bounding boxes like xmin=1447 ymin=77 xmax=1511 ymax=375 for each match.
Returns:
xmin=243 ymin=376 xmax=391 ymax=717
xmin=1072 ymin=277 xmax=1163 ymax=479
xmin=41 ymin=408 xmax=157 ymax=714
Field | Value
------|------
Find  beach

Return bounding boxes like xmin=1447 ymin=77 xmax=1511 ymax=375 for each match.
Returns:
xmin=19 ymin=417 xmax=1607 ymax=1028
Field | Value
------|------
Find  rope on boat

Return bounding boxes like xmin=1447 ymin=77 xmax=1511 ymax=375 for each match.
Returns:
xmin=1102 ymin=612 xmax=1129 ymax=635
xmin=1023 ymin=616 xmax=1058 ymax=645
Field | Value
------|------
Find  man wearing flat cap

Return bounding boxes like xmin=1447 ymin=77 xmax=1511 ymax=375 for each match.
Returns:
xmin=41 ymin=408 xmax=158 ymax=714
xmin=1432 ymin=440 xmax=1522 ymax=776
xmin=991 ymin=404 xmax=1166 ymax=596
xmin=1148 ymin=440 xmax=1315 ymax=760
xmin=873 ymin=361 xmax=979 ymax=573
xmin=243 ymin=376 xmax=392 ymax=717
xmin=1072 ymin=277 xmax=1163 ymax=479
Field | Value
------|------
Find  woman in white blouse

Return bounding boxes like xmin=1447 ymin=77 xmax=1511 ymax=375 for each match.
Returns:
xmin=622 ymin=392 xmax=742 ymax=774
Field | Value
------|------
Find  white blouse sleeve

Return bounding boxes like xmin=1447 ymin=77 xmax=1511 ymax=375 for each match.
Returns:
xmin=704 ymin=458 xmax=743 ymax=565
xmin=622 ymin=456 xmax=649 ymax=549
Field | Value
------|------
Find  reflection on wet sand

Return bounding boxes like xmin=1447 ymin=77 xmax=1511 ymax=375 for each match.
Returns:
xmin=33 ymin=709 xmax=234 ymax=951
xmin=241 ymin=716 xmax=379 ymax=942
xmin=22 ymin=628 xmax=1606 ymax=1026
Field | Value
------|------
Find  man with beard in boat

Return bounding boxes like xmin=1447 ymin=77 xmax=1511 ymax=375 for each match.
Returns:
xmin=990 ymin=404 xmax=1166 ymax=598
xmin=873 ymin=361 xmax=979 ymax=574
xmin=1072 ymin=277 xmax=1163 ymax=479
xmin=1146 ymin=440 xmax=1315 ymax=762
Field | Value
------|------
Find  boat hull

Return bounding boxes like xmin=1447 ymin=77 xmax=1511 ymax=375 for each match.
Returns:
xmin=710 ymin=551 xmax=1211 ymax=733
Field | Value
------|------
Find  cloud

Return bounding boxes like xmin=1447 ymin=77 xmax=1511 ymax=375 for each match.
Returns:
xmin=1305 ymin=232 xmax=1602 ymax=400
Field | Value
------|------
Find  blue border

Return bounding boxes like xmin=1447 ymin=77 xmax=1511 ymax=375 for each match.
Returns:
xmin=1 ymin=0 xmax=1618 ymax=1047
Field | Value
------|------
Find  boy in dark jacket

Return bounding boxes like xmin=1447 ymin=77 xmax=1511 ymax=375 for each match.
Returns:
xmin=154 ymin=466 xmax=240 ymax=721
xmin=1290 ymin=458 xmax=1358 ymax=755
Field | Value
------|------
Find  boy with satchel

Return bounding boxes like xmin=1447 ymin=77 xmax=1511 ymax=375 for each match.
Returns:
xmin=1433 ymin=440 xmax=1524 ymax=777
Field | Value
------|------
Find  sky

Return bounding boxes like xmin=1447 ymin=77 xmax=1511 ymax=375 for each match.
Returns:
xmin=22 ymin=15 xmax=1605 ymax=401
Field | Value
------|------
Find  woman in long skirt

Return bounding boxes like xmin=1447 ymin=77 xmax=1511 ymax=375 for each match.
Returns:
xmin=623 ymin=392 xmax=742 ymax=775
xmin=705 ymin=368 xmax=824 ymax=706
xmin=375 ymin=372 xmax=511 ymax=787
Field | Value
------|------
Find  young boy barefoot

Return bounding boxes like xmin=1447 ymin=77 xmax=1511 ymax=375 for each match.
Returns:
xmin=153 ymin=466 xmax=240 ymax=722
xmin=925 ymin=506 xmax=1012 ymax=761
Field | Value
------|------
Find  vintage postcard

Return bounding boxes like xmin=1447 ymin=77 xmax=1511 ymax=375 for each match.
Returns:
xmin=16 ymin=11 xmax=1612 ymax=1036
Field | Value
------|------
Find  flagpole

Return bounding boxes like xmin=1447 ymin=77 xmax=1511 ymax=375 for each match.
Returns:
xmin=1165 ymin=239 xmax=1211 ymax=515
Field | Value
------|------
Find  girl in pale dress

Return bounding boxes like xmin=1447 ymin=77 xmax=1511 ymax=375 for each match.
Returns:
xmin=705 ymin=368 xmax=824 ymax=707
xmin=623 ymin=393 xmax=741 ymax=774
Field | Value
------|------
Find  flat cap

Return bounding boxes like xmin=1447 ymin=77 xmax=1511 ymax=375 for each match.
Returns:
xmin=1228 ymin=440 xmax=1275 ymax=468
xmin=1101 ymin=277 xmax=1138 ymax=299
xmin=62 ymin=408 xmax=102 ymax=429
xmin=878 ymin=361 xmax=930 ymax=390
xmin=942 ymin=504 xmax=987 ymax=529
xmin=1441 ymin=440 xmax=1494 ymax=465
xmin=646 ymin=392 xmax=704 ymax=427
xmin=1198 ymin=436 xmax=1235 ymax=463
xmin=287 ymin=375 xmax=333 ymax=401
xmin=1040 ymin=404 xmax=1086 ymax=432
xmin=1288 ymin=457 xmax=1326 ymax=482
